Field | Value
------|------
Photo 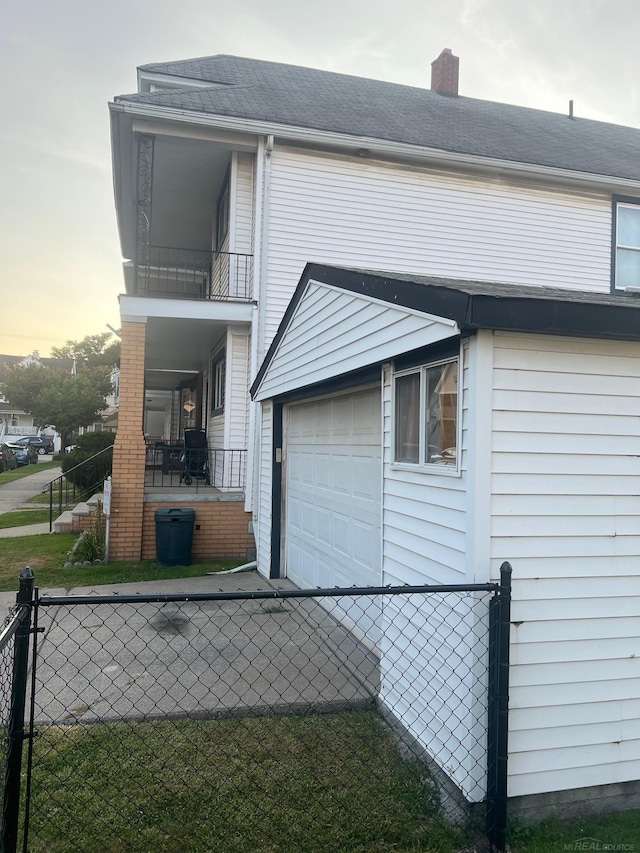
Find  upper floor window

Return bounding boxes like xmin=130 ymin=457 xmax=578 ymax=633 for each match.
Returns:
xmin=393 ymin=357 xmax=458 ymax=469
xmin=614 ymin=199 xmax=640 ymax=291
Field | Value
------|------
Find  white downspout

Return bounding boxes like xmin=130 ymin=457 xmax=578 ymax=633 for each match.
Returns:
xmin=244 ymin=134 xmax=273 ymax=515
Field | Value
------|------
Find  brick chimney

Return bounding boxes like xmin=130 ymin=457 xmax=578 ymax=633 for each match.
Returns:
xmin=431 ymin=48 xmax=459 ymax=96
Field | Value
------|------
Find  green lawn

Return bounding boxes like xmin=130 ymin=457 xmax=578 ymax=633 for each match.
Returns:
xmin=22 ymin=706 xmax=640 ymax=853
xmin=25 ymin=492 xmax=55 ymax=505
xmin=26 ymin=711 xmax=466 ymax=853
xmin=0 ymin=532 xmax=241 ymax=592
xmin=511 ymin=810 xmax=640 ymax=852
xmin=0 ymin=508 xmax=51 ymax=529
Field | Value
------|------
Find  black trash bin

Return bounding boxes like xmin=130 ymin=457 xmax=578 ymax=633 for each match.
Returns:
xmin=155 ymin=508 xmax=196 ymax=566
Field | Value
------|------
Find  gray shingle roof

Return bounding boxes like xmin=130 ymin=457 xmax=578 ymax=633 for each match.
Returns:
xmin=117 ymin=55 xmax=640 ymax=182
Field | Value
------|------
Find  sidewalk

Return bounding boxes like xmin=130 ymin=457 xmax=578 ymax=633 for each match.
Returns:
xmin=0 ymin=464 xmax=61 ymax=538
xmin=0 ymin=522 xmax=52 ymax=538
xmin=0 ymin=465 xmax=61 ymax=515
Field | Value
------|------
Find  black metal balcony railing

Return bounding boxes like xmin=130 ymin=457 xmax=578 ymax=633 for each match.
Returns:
xmin=136 ymin=246 xmax=253 ymax=301
xmin=145 ymin=445 xmax=247 ymax=492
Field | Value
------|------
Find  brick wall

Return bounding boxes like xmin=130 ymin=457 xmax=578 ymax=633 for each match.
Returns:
xmin=109 ymin=321 xmax=147 ymax=561
xmin=56 ymin=513 xmax=106 ymax=535
xmin=142 ymin=499 xmax=255 ymax=561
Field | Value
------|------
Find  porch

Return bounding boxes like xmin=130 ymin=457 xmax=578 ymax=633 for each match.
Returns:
xmin=109 ymin=312 xmax=253 ymax=562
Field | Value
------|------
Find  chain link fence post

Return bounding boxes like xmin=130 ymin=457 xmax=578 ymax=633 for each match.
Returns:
xmin=2 ymin=567 xmax=35 ymax=853
xmin=486 ymin=561 xmax=512 ymax=851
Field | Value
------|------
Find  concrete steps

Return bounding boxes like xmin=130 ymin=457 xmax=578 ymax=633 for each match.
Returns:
xmin=53 ymin=493 xmax=104 ymax=534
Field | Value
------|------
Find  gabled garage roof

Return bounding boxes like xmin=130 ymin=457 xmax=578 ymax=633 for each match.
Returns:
xmin=251 ymin=264 xmax=640 ymax=400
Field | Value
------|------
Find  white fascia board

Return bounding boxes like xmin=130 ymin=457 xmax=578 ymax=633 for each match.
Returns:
xmin=119 ymin=295 xmax=254 ymax=323
xmin=110 ymin=100 xmax=640 ymax=195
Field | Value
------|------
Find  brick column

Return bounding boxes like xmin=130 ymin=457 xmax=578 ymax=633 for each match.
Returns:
xmin=109 ymin=320 xmax=147 ymax=561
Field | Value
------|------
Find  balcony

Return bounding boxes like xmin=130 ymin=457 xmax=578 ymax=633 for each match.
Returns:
xmin=136 ymin=246 xmax=253 ymax=301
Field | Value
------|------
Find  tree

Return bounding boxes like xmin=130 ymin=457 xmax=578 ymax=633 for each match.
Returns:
xmin=3 ymin=333 xmax=120 ymax=448
xmin=2 ymin=364 xmax=113 ymax=449
xmin=51 ymin=332 xmax=120 ymax=369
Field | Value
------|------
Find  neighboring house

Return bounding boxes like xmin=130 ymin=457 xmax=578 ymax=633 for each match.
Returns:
xmin=110 ymin=50 xmax=640 ymax=816
xmin=78 ymin=366 xmax=120 ymax=436
xmin=0 ymin=351 xmax=74 ymax=449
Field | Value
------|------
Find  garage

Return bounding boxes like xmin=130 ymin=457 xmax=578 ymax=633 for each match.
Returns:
xmin=284 ymin=387 xmax=382 ymax=589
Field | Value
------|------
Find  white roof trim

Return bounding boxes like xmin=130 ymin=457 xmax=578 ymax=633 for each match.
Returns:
xmin=110 ymin=100 xmax=640 ymax=194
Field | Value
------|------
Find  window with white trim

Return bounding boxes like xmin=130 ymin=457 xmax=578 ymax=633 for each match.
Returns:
xmin=211 ymin=351 xmax=226 ymax=415
xmin=394 ymin=358 xmax=458 ymax=467
xmin=614 ymin=200 xmax=640 ymax=290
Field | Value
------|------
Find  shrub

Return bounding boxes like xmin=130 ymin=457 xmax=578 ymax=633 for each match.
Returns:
xmin=75 ymin=432 xmax=116 ymax=453
xmin=62 ymin=432 xmax=115 ymax=492
xmin=67 ymin=503 xmax=106 ymax=564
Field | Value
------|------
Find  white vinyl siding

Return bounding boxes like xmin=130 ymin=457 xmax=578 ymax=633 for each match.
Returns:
xmin=263 ymin=148 xmax=611 ymax=347
xmin=382 ymin=353 xmax=468 ymax=588
xmin=228 ymin=329 xmax=249 ymax=449
xmin=489 ymin=332 xmax=640 ymax=798
xmin=254 ymin=281 xmax=458 ymax=401
xmin=379 ymin=353 xmax=485 ymax=800
xmin=206 ymin=328 xmax=249 ymax=461
xmin=256 ymin=401 xmax=273 ymax=579
xmin=234 ymin=153 xmax=254 ymax=255
xmin=207 ymin=412 xmax=224 ymax=449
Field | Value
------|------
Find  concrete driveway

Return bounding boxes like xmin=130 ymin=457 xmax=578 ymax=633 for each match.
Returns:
xmin=30 ymin=572 xmax=380 ymax=726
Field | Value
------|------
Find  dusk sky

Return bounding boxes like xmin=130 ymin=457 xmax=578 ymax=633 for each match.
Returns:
xmin=1 ymin=0 xmax=638 ymax=356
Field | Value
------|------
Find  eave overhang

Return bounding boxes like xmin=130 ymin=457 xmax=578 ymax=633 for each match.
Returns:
xmin=251 ymin=263 xmax=640 ymax=399
xmin=109 ymin=99 xmax=640 ymax=197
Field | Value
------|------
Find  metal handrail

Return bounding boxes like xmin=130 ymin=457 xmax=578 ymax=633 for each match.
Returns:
xmin=137 ymin=246 xmax=253 ymax=300
xmin=42 ymin=446 xmax=113 ymax=532
xmin=145 ymin=446 xmax=246 ymax=491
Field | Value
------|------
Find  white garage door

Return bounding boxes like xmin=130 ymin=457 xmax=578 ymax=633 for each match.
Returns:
xmin=284 ymin=387 xmax=382 ymax=589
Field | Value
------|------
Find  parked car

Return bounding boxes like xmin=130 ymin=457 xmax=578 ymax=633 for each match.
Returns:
xmin=0 ymin=444 xmax=18 ymax=473
xmin=6 ymin=442 xmax=38 ymax=466
xmin=10 ymin=436 xmax=54 ymax=455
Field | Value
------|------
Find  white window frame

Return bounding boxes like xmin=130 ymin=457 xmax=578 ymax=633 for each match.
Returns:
xmin=392 ymin=355 xmax=460 ymax=474
xmin=614 ymin=199 xmax=640 ymax=291
xmin=210 ymin=350 xmax=226 ymax=416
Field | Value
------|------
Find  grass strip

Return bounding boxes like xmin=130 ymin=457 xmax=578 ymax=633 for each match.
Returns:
xmin=26 ymin=711 xmax=466 ymax=853
xmin=510 ymin=810 xmax=640 ymax=852
xmin=25 ymin=493 xmax=55 ymax=505
xmin=0 ymin=509 xmax=51 ymax=529
xmin=0 ymin=533 xmax=241 ymax=591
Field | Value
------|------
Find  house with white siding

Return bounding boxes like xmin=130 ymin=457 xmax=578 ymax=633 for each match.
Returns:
xmin=109 ymin=49 xmax=640 ymax=817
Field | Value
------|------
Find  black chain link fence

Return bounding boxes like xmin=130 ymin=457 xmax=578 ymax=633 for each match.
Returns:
xmin=0 ymin=605 xmax=23 ymax=821
xmin=0 ymin=571 xmax=35 ymax=852
xmin=0 ymin=570 xmax=512 ymax=853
